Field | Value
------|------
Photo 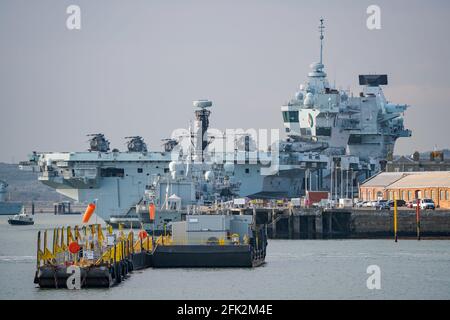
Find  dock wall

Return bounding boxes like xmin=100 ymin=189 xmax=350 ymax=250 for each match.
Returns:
xmin=264 ymin=208 xmax=450 ymax=239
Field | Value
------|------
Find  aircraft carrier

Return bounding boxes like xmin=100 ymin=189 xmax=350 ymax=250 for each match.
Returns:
xmin=20 ymin=19 xmax=411 ymax=222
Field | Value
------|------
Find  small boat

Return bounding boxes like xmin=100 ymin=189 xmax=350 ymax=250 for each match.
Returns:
xmin=8 ymin=211 xmax=34 ymax=225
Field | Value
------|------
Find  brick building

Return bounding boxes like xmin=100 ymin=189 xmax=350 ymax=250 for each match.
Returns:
xmin=386 ymin=151 xmax=450 ymax=172
xmin=359 ymin=171 xmax=450 ymax=209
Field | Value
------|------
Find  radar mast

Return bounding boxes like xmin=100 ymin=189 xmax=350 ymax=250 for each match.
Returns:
xmin=319 ymin=18 xmax=325 ymax=66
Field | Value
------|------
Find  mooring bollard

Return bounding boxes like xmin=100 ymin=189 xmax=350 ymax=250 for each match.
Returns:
xmin=416 ymin=199 xmax=421 ymax=241
xmin=394 ymin=195 xmax=398 ymax=243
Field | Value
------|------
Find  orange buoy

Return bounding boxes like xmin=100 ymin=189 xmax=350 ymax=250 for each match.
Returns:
xmin=82 ymin=203 xmax=96 ymax=223
xmin=149 ymin=203 xmax=155 ymax=222
xmin=138 ymin=230 xmax=148 ymax=239
xmin=68 ymin=241 xmax=80 ymax=254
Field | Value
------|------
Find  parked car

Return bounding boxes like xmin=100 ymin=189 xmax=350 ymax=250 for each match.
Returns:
xmin=362 ymin=201 xmax=370 ymax=208
xmin=388 ymin=199 xmax=406 ymax=208
xmin=409 ymin=199 xmax=421 ymax=208
xmin=355 ymin=200 xmax=366 ymax=208
xmin=362 ymin=201 xmax=376 ymax=208
xmin=409 ymin=199 xmax=436 ymax=210
xmin=375 ymin=200 xmax=389 ymax=210
xmin=360 ymin=201 xmax=370 ymax=208
xmin=419 ymin=199 xmax=436 ymax=210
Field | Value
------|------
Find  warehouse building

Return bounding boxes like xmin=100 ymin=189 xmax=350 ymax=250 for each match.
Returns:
xmin=359 ymin=171 xmax=450 ymax=209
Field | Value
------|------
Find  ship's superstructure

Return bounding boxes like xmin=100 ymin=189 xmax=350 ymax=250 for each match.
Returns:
xmin=281 ymin=19 xmax=410 ymax=162
xmin=134 ymin=143 xmax=243 ymax=232
xmin=21 ymin=19 xmax=411 ymax=222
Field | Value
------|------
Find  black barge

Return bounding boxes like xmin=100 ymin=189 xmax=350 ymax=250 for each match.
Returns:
xmin=152 ymin=211 xmax=268 ymax=268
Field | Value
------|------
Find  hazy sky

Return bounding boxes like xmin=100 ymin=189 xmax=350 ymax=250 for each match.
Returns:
xmin=1 ymin=0 xmax=449 ymax=163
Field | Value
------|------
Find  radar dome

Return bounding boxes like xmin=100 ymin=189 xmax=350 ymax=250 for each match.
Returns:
xmin=304 ymin=93 xmax=314 ymax=108
xmin=295 ymin=92 xmax=304 ymax=101
xmin=204 ymin=171 xmax=215 ymax=182
xmin=310 ymin=62 xmax=324 ymax=71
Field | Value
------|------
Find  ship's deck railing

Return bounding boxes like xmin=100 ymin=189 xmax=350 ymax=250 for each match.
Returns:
xmin=210 ymin=199 xmax=301 ymax=211
xmin=155 ymin=234 xmax=250 ymax=247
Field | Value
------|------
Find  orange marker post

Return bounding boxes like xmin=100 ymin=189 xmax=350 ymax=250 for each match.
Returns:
xmin=82 ymin=203 xmax=96 ymax=223
xmin=149 ymin=203 xmax=155 ymax=222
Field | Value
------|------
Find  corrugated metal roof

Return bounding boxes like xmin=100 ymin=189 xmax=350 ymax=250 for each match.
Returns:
xmin=361 ymin=171 xmax=450 ymax=188
xmin=389 ymin=171 xmax=450 ymax=188
xmin=361 ymin=172 xmax=406 ymax=187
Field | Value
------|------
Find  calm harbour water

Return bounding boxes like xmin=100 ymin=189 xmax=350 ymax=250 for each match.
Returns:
xmin=0 ymin=214 xmax=449 ymax=300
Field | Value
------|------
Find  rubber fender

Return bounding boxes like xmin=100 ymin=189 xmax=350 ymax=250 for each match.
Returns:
xmin=33 ymin=270 xmax=39 ymax=284
xmin=114 ymin=263 xmax=121 ymax=283
xmin=128 ymin=259 xmax=134 ymax=272
xmin=109 ymin=265 xmax=115 ymax=279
